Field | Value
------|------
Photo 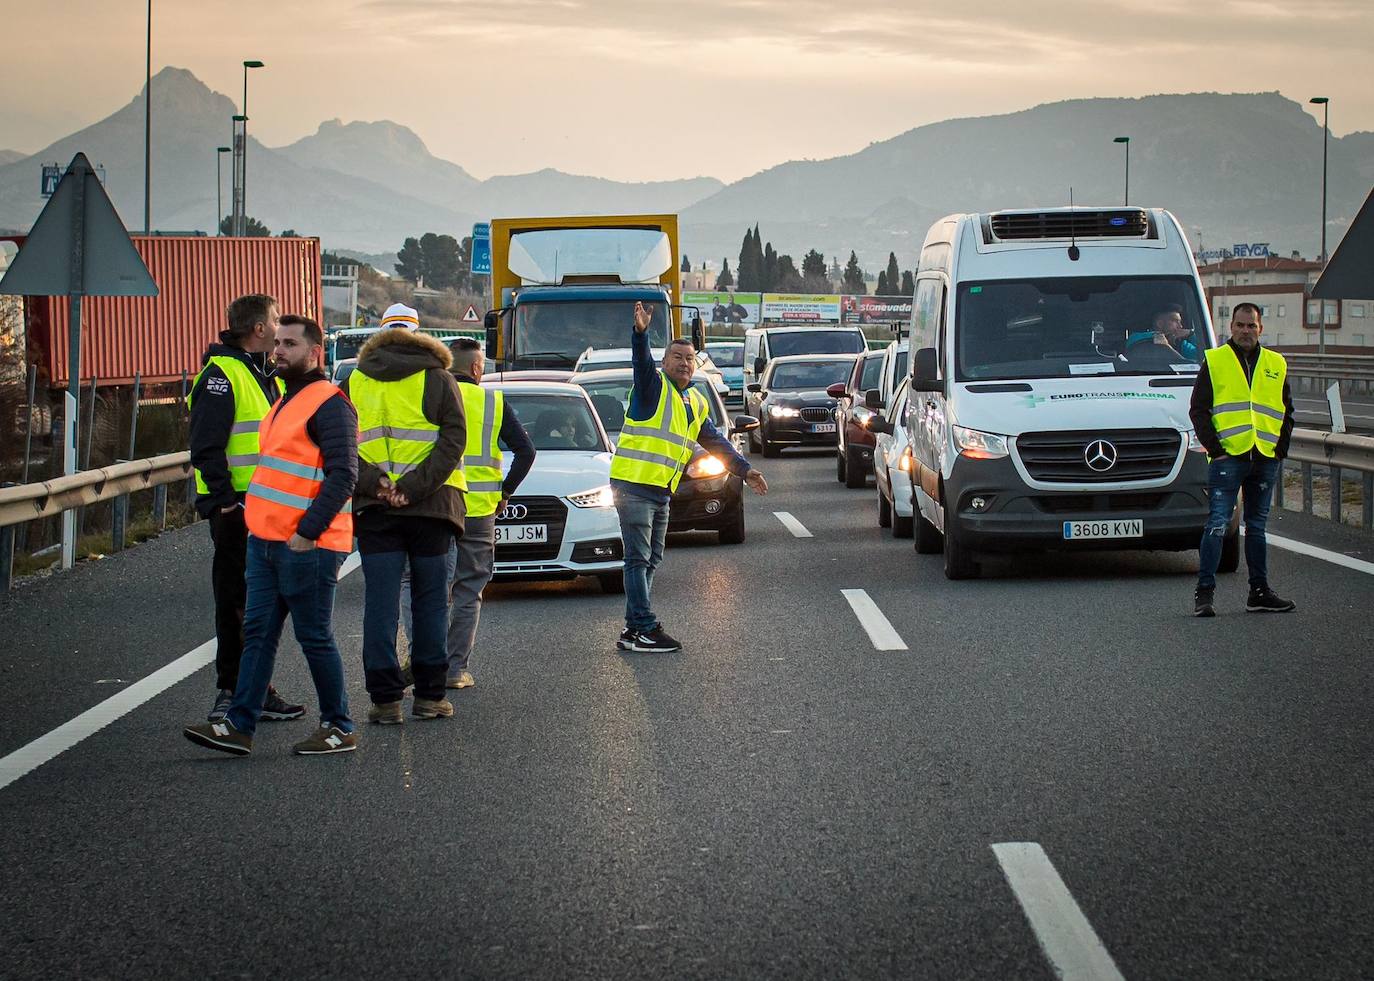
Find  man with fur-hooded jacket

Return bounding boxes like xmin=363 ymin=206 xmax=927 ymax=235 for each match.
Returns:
xmin=342 ymin=311 xmax=466 ymax=723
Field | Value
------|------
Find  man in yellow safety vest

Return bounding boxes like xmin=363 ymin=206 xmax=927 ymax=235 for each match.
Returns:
xmin=188 ymin=292 xmax=305 ymax=724
xmin=1188 ymin=302 xmax=1295 ymax=616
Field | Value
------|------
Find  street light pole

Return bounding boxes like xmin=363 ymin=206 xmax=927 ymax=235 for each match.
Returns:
xmin=143 ymin=0 xmax=152 ymax=234
xmin=231 ymin=115 xmax=247 ymax=236
xmin=241 ymin=60 xmax=264 ymax=236
xmin=1310 ymin=96 xmax=1330 ymax=355
xmin=1113 ymin=136 xmax=1130 ymax=206
xmin=216 ymin=146 xmax=230 ymax=235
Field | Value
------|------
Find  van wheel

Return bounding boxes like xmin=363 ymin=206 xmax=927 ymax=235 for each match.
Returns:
xmin=718 ymin=504 xmax=745 ymax=545
xmin=844 ymin=446 xmax=866 ymax=488
xmin=915 ymin=510 xmax=942 ymax=553
xmin=1217 ymin=529 xmax=1240 ymax=573
xmin=942 ymin=519 xmax=980 ymax=580
xmin=836 ymin=446 xmax=847 ymax=483
xmin=878 ymin=490 xmax=892 ymax=528
xmin=598 ymin=571 xmax=625 ymax=594
xmin=892 ymin=508 xmax=913 ymax=539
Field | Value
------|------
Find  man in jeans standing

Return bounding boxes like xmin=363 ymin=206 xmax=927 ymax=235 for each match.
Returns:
xmin=188 ymin=293 xmax=305 ymax=723
xmin=183 ymin=315 xmax=359 ymax=756
xmin=610 ymin=302 xmax=767 ymax=653
xmin=1190 ymin=302 xmax=1296 ymax=617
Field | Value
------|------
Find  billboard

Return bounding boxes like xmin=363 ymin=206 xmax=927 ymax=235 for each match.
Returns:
xmin=683 ymin=291 xmax=761 ymax=325
xmin=762 ymin=294 xmax=841 ymax=322
xmin=841 ymin=295 xmax=912 ymax=325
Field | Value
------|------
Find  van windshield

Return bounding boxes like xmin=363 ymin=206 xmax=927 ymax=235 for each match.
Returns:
xmin=955 ymin=277 xmax=1209 ymax=381
xmin=768 ymin=331 xmax=866 ymax=357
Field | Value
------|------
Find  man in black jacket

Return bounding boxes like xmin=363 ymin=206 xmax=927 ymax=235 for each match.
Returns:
xmin=188 ymin=293 xmax=305 ymax=722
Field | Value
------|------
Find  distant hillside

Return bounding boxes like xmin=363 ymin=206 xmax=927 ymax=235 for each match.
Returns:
xmin=0 ymin=150 xmax=25 ymax=166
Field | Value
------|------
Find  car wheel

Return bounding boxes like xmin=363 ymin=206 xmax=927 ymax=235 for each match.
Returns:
xmin=749 ymin=423 xmax=761 ymax=453
xmin=761 ymin=427 xmax=780 ymax=458
xmin=915 ymin=509 xmax=942 ymax=553
xmin=942 ymin=515 xmax=980 ymax=580
xmin=1218 ymin=528 xmax=1240 ymax=573
xmin=836 ymin=445 xmax=847 ymax=483
xmin=718 ymin=504 xmax=745 ymax=544
xmin=844 ymin=445 xmax=866 ymax=488
xmin=598 ymin=571 xmax=625 ymax=594
xmin=878 ymin=489 xmax=892 ymax=528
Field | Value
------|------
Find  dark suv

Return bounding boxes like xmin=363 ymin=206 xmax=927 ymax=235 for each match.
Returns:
xmin=827 ymin=348 xmax=886 ymax=487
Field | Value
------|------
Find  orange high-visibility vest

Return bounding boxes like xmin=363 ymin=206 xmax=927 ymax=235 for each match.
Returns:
xmin=246 ymin=380 xmax=354 ymax=552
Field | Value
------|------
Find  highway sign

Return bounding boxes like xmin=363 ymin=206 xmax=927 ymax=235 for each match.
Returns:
xmin=462 ymin=304 xmax=480 ymax=323
xmin=471 ymin=222 xmax=491 ymax=275
xmin=41 ymin=165 xmax=61 ymax=198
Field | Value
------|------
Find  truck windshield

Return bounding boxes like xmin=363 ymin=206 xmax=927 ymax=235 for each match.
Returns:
xmin=768 ymin=331 xmax=866 ymax=357
xmin=515 ymin=300 xmax=669 ymax=361
xmin=955 ymin=277 xmax=1210 ymax=381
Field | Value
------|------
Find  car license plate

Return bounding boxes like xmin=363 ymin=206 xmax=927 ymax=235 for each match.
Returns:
xmin=496 ymin=523 xmax=548 ymax=544
xmin=1062 ymin=519 xmax=1143 ymax=540
xmin=811 ymin=423 xmax=836 ymax=433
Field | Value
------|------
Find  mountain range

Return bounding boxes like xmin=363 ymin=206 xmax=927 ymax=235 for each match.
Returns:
xmin=1 ymin=68 xmax=1370 ymax=274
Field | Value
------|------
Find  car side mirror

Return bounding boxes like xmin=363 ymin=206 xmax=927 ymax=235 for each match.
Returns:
xmin=825 ymin=382 xmax=847 ymax=399
xmin=731 ymin=414 xmax=760 ymax=434
xmin=868 ymin=417 xmax=894 ymax=435
xmin=912 ymin=347 xmax=940 ymax=392
xmin=753 ymin=356 xmax=766 ymax=376
xmin=746 ymin=382 xmax=762 ymax=394
xmin=864 ymin=388 xmax=884 ymax=410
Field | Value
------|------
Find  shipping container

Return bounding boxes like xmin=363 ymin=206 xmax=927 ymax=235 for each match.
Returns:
xmin=3 ymin=235 xmax=321 ymax=387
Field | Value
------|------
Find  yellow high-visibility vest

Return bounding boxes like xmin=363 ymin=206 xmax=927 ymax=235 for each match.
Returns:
xmin=1205 ymin=344 xmax=1287 ymax=458
xmin=188 ymin=355 xmax=282 ymax=495
xmin=351 ymin=369 xmax=466 ymax=491
xmin=610 ymin=372 xmax=708 ymax=493
xmin=460 ymin=384 xmax=504 ymax=518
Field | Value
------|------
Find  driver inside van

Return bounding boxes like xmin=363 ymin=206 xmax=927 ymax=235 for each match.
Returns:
xmin=1125 ymin=304 xmax=1198 ymax=361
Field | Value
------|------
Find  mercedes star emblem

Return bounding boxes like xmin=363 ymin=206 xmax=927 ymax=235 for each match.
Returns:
xmin=1083 ymin=439 xmax=1118 ymax=472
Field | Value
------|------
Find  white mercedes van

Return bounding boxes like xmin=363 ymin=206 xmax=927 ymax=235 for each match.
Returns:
xmin=905 ymin=207 xmax=1237 ymax=579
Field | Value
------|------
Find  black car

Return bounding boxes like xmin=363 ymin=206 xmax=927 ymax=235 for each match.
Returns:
xmin=572 ymin=368 xmax=760 ymax=544
xmin=745 ymin=354 xmax=859 ymax=457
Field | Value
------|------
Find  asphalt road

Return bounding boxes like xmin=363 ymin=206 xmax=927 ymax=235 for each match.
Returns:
xmin=1 ymin=449 xmax=1372 ymax=979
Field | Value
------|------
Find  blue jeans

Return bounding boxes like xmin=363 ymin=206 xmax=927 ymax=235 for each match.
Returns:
xmin=1198 ymin=455 xmax=1280 ymax=590
xmin=361 ymin=549 xmax=451 ymax=703
xmin=226 ymin=536 xmax=352 ymax=736
xmin=615 ymin=490 xmax=670 ymax=632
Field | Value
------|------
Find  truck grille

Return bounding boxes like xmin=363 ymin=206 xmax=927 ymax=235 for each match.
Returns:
xmin=800 ymin=407 xmax=834 ymax=423
xmin=988 ymin=209 xmax=1150 ymax=241
xmin=495 ymin=496 xmax=567 ymax=562
xmin=1016 ymin=429 xmax=1180 ymax=483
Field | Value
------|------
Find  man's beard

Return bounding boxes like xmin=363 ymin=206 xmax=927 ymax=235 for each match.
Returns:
xmin=276 ymin=360 xmax=310 ymax=381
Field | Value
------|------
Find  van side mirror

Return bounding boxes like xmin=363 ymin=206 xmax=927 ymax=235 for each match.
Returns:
xmin=864 ymin=388 xmax=884 ymax=410
xmin=746 ymin=382 xmax=762 ymax=394
xmin=825 ymin=382 xmax=847 ymax=399
xmin=912 ymin=347 xmax=940 ymax=392
xmin=753 ymin=356 xmax=766 ymax=376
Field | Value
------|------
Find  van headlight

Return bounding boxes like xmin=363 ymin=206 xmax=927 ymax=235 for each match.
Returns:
xmin=952 ymin=425 xmax=1009 ymax=460
xmin=686 ymin=454 xmax=727 ymax=479
xmin=568 ymin=485 xmax=615 ymax=508
xmin=769 ymin=405 xmax=800 ymax=418
xmin=1184 ymin=429 xmax=1206 ymax=452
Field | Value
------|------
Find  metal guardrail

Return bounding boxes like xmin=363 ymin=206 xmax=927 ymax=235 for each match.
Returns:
xmin=1281 ymin=428 xmax=1374 ymax=529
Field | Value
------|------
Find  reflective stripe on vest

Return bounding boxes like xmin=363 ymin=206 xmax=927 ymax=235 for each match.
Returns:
xmin=188 ymin=356 xmax=282 ymax=495
xmin=1205 ymin=344 xmax=1287 ymax=459
xmin=609 ymin=372 xmax=707 ymax=493
xmin=460 ymin=385 xmax=505 ymax=517
xmin=245 ymin=380 xmax=354 ymax=552
xmin=350 ymin=369 xmax=466 ymax=491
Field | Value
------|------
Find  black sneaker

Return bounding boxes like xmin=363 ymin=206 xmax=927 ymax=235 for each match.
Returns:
xmin=1247 ymin=586 xmax=1296 ymax=613
xmin=616 ymin=628 xmax=635 ymax=651
xmin=1193 ymin=586 xmax=1215 ymax=618
xmin=207 ymin=689 xmax=234 ymax=722
xmin=630 ymin=624 xmax=682 ymax=654
xmin=261 ymin=687 xmax=306 ymax=721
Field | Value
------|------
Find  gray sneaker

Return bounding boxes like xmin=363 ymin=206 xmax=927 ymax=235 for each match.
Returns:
xmin=293 ymin=726 xmax=357 ymax=755
xmin=261 ymin=687 xmax=306 ymax=721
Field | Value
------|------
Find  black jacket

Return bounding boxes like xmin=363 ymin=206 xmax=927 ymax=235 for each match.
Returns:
xmin=341 ymin=328 xmax=467 ymax=535
xmin=188 ymin=341 xmax=279 ymax=517
xmin=276 ymin=370 xmax=359 ymax=542
xmin=1188 ymin=340 xmax=1295 ymax=459
xmin=455 ymin=375 xmax=537 ymax=499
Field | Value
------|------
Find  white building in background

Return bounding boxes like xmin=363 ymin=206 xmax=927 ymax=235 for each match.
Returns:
xmin=1198 ymin=255 xmax=1372 ymax=350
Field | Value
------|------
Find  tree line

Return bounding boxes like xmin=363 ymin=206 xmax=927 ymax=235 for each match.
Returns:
xmin=703 ymin=225 xmax=914 ymax=297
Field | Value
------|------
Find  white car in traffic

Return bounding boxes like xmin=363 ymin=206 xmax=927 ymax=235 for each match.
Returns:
xmin=872 ymin=377 xmax=915 ymax=538
xmin=486 ymin=380 xmax=624 ymax=592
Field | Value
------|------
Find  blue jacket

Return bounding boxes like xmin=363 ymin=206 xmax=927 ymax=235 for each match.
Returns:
xmin=1126 ymin=330 xmax=1198 ymax=361
xmin=612 ymin=330 xmax=751 ymax=503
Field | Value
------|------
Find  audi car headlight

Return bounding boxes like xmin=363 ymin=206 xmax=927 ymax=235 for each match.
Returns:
xmin=769 ymin=405 xmax=800 ymax=418
xmin=568 ymin=484 xmax=615 ymax=509
xmin=685 ymin=454 xmax=727 ymax=479
xmin=952 ymin=425 xmax=1009 ymax=460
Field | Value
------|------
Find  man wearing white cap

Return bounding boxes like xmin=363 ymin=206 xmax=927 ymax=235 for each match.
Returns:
xmin=380 ymin=302 xmax=421 ymax=331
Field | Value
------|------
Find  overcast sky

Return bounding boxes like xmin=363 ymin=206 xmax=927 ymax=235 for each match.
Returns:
xmin=5 ymin=0 xmax=1372 ymax=183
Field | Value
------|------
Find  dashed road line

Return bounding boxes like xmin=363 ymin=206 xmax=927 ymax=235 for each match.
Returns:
xmin=840 ymin=588 xmax=908 ymax=651
xmin=0 ymin=551 xmax=362 ymax=794
xmin=992 ymin=842 xmax=1125 ymax=981
xmin=773 ymin=511 xmax=814 ymax=538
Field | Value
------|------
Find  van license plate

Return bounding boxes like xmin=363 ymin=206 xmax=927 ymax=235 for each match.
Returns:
xmin=1063 ymin=519 xmax=1143 ymax=540
xmin=496 ymin=523 xmax=548 ymax=544
xmin=811 ymin=423 xmax=836 ymax=433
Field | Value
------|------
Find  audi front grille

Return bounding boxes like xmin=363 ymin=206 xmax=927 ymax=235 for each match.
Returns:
xmin=495 ymin=496 xmax=568 ymax=561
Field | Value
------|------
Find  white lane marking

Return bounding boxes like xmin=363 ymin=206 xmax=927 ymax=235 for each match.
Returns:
xmin=840 ymin=589 xmax=908 ymax=651
xmin=992 ymin=842 xmax=1126 ymax=981
xmin=773 ymin=511 xmax=813 ymax=538
xmin=1259 ymin=530 xmax=1374 ymax=576
xmin=0 ymin=551 xmax=362 ymax=794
